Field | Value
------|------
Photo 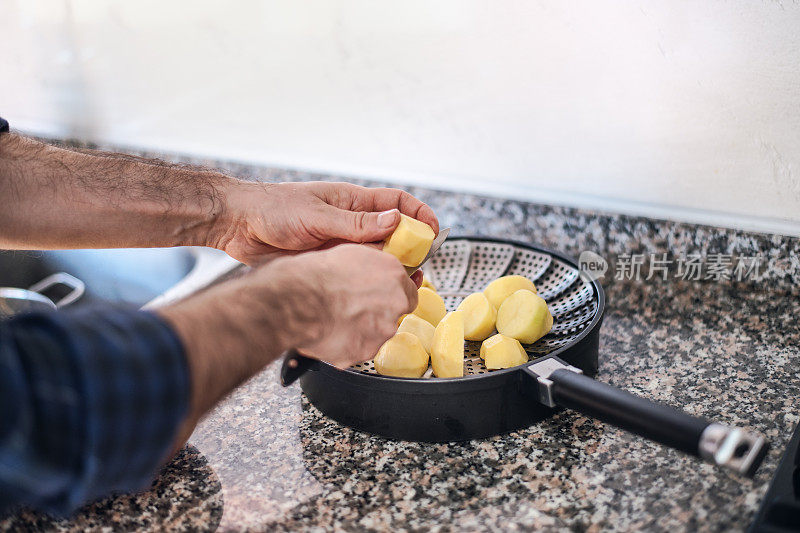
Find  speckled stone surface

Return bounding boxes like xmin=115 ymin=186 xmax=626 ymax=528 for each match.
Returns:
xmin=0 ymin=444 xmax=223 ymax=531
xmin=10 ymin=142 xmax=800 ymax=531
xmin=190 ymin=284 xmax=799 ymax=532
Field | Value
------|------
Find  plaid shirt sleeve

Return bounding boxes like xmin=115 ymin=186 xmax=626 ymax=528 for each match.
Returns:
xmin=0 ymin=305 xmax=190 ymax=516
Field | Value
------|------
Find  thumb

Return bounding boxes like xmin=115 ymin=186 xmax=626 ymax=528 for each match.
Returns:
xmin=325 ymin=207 xmax=401 ymax=243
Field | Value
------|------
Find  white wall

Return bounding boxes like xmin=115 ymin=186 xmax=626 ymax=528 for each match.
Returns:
xmin=3 ymin=1 xmax=800 ymax=235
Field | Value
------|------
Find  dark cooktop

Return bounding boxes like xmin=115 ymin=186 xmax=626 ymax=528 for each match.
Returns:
xmin=750 ymin=420 xmax=800 ymax=532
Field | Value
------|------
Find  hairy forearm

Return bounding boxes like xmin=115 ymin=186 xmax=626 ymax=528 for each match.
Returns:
xmin=0 ymin=133 xmax=237 ymax=250
xmin=155 ymin=265 xmax=304 ymax=450
xmin=153 ymin=243 xmax=416 ymax=454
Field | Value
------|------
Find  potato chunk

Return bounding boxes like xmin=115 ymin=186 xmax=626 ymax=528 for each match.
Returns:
xmin=431 ymin=311 xmax=465 ymax=378
xmin=382 ymin=214 xmax=435 ymax=267
xmin=374 ymin=332 xmax=430 ymax=378
xmin=496 ymin=290 xmax=553 ymax=344
xmin=397 ymin=314 xmax=436 ymax=353
xmin=483 ymin=275 xmax=537 ymax=310
xmin=480 ymin=334 xmax=528 ymax=369
xmin=456 ymin=292 xmax=497 ymax=341
xmin=421 ymin=276 xmax=437 ymax=291
xmin=412 ymin=287 xmax=447 ymax=326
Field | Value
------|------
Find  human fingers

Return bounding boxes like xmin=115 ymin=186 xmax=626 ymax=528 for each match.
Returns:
xmin=321 ymin=183 xmax=440 ymax=235
xmin=313 ymin=205 xmax=401 ymax=244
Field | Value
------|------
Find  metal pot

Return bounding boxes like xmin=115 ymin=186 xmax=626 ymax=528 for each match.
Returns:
xmin=0 ymin=272 xmax=85 ymax=317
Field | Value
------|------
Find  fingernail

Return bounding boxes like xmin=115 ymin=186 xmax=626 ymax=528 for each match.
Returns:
xmin=377 ymin=209 xmax=399 ymax=228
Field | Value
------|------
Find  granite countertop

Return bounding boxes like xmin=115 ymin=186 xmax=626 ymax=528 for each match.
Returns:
xmin=3 ymin=150 xmax=799 ymax=531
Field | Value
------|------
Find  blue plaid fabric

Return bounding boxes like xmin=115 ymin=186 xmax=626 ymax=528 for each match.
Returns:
xmin=0 ymin=305 xmax=189 ymax=516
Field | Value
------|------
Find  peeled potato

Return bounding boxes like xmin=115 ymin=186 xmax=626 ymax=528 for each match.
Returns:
xmin=431 ymin=311 xmax=465 ymax=378
xmin=496 ymin=289 xmax=553 ymax=344
xmin=456 ymin=292 xmax=497 ymax=341
xmin=421 ymin=276 xmax=437 ymax=291
xmin=483 ymin=275 xmax=537 ymax=310
xmin=382 ymin=213 xmax=435 ymax=267
xmin=412 ymin=287 xmax=447 ymax=326
xmin=374 ymin=332 xmax=430 ymax=378
xmin=480 ymin=334 xmax=528 ymax=369
xmin=397 ymin=314 xmax=436 ymax=353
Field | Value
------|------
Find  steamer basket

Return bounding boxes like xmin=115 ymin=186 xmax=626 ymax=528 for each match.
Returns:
xmin=351 ymin=237 xmax=599 ymax=377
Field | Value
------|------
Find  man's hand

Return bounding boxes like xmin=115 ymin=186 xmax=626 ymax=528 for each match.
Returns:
xmin=0 ymin=134 xmax=437 ymax=262
xmin=213 ymin=181 xmax=440 ymax=265
xmin=159 ymin=244 xmax=417 ymax=446
xmin=271 ymin=244 xmax=418 ymax=368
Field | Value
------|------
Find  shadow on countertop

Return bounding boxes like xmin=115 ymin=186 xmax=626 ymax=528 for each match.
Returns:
xmin=0 ymin=445 xmax=223 ymax=532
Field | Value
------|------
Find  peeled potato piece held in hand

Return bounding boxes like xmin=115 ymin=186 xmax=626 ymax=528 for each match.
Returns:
xmin=480 ymin=334 xmax=529 ymax=370
xmin=431 ymin=311 xmax=465 ymax=378
xmin=412 ymin=287 xmax=447 ymax=326
xmin=382 ymin=214 xmax=435 ymax=267
xmin=496 ymin=290 xmax=553 ymax=344
xmin=374 ymin=332 xmax=430 ymax=378
xmin=456 ymin=292 xmax=497 ymax=341
xmin=483 ymin=275 xmax=537 ymax=310
xmin=397 ymin=314 xmax=436 ymax=354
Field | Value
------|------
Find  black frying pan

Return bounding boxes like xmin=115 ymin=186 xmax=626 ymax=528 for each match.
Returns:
xmin=281 ymin=237 xmax=769 ymax=477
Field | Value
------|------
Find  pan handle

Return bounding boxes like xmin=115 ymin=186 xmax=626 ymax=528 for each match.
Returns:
xmin=280 ymin=349 xmax=319 ymax=387
xmin=525 ymin=357 xmax=769 ymax=477
xmin=28 ymin=272 xmax=85 ymax=308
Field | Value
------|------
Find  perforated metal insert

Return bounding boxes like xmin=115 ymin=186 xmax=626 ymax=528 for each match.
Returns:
xmin=549 ymin=300 xmax=597 ymax=336
xmin=458 ymin=242 xmax=516 ymax=293
xmin=536 ymin=259 xmax=580 ymax=301
xmin=547 ymin=281 xmax=593 ymax=317
xmin=350 ymin=238 xmax=600 ymax=378
xmin=525 ymin=335 xmax=578 ymax=354
xmin=505 ymin=247 xmax=552 ymax=282
xmin=425 ymin=240 xmax=471 ymax=292
xmin=439 ymin=242 xmax=515 ymax=310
